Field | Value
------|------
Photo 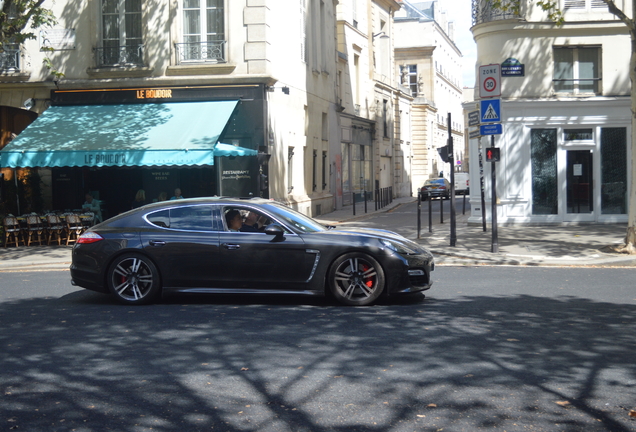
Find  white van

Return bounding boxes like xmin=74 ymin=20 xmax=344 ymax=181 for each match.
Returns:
xmin=454 ymin=173 xmax=469 ymax=195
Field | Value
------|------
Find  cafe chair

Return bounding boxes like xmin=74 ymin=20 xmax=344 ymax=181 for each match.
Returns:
xmin=3 ymin=215 xmax=24 ymax=247
xmin=45 ymin=214 xmax=65 ymax=245
xmin=65 ymin=214 xmax=85 ymax=245
xmin=81 ymin=211 xmax=95 ymax=228
xmin=24 ymin=214 xmax=45 ymax=246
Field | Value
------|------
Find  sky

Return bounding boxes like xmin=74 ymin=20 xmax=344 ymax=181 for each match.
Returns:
xmin=443 ymin=0 xmax=477 ymax=87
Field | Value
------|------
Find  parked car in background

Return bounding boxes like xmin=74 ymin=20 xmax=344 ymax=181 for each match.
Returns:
xmin=454 ymin=173 xmax=469 ymax=195
xmin=421 ymin=178 xmax=451 ymax=200
xmin=70 ymin=197 xmax=435 ymax=306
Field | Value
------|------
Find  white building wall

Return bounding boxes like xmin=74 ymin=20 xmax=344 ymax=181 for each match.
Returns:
xmin=470 ymin=0 xmax=632 ymax=224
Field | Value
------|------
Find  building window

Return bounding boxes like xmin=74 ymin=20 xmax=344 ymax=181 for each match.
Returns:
xmin=531 ymin=129 xmax=558 ymax=215
xmin=564 ymin=128 xmax=593 ymax=141
xmin=553 ymin=46 xmax=600 ymax=94
xmin=564 ymin=0 xmax=607 ymax=11
xmin=176 ymin=0 xmax=225 ymax=64
xmin=99 ymin=0 xmax=143 ymax=66
xmin=300 ymin=0 xmax=307 ymax=62
xmin=400 ymin=64 xmax=418 ymax=97
xmin=383 ymin=100 xmax=388 ymax=138
xmin=322 ymin=113 xmax=328 ymax=140
xmin=288 ymin=147 xmax=295 ymax=194
xmin=322 ymin=151 xmax=327 ymax=189
xmin=601 ymin=128 xmax=627 ymax=214
xmin=0 ymin=44 xmax=20 ymax=72
xmin=312 ymin=149 xmax=318 ymax=191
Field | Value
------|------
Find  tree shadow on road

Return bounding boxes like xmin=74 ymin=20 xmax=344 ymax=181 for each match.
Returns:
xmin=1 ymin=291 xmax=635 ymax=431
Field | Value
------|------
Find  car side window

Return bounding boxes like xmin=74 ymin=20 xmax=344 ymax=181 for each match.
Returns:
xmin=171 ymin=205 xmax=214 ymax=231
xmin=147 ymin=209 xmax=170 ymax=228
xmin=222 ymin=206 xmax=273 ymax=233
xmin=146 ymin=206 xmax=215 ymax=231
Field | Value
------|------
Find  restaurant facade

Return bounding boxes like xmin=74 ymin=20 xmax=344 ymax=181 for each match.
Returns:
xmin=0 ymin=85 xmax=267 ymax=218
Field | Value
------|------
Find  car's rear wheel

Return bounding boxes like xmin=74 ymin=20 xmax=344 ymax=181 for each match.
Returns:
xmin=328 ymin=253 xmax=385 ymax=306
xmin=107 ymin=253 xmax=161 ymax=305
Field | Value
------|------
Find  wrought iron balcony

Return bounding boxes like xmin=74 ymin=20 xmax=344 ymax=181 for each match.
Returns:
xmin=174 ymin=40 xmax=226 ymax=64
xmin=472 ymin=0 xmax=521 ymax=26
xmin=0 ymin=48 xmax=20 ymax=72
xmin=94 ymin=45 xmax=144 ymax=67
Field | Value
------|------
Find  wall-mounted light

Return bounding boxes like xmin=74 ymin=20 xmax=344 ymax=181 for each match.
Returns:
xmin=23 ymin=98 xmax=35 ymax=110
xmin=372 ymin=32 xmax=389 ymax=40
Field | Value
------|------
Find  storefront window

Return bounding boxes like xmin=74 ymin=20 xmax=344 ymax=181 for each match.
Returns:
xmin=531 ymin=129 xmax=558 ymax=215
xmin=601 ymin=128 xmax=627 ymax=214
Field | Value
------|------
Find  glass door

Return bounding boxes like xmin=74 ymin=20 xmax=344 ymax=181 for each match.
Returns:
xmin=565 ymin=149 xmax=594 ymax=221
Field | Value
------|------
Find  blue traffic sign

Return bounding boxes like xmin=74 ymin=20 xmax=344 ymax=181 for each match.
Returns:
xmin=480 ymin=123 xmax=503 ymax=135
xmin=480 ymin=99 xmax=501 ymax=124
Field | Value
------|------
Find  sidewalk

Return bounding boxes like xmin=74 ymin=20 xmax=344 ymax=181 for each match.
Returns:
xmin=316 ymin=197 xmax=636 ymax=267
xmin=0 ymin=197 xmax=634 ymax=271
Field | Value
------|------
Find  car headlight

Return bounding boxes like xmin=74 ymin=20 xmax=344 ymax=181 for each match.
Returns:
xmin=380 ymin=239 xmax=420 ymax=255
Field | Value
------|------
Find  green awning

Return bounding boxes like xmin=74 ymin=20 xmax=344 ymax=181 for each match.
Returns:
xmin=0 ymin=100 xmax=256 ymax=168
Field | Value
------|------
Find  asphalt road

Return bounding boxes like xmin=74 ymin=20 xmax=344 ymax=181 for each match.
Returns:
xmin=1 ymin=267 xmax=635 ymax=431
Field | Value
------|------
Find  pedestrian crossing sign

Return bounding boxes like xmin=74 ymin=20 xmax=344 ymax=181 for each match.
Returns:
xmin=480 ymin=99 xmax=501 ymax=124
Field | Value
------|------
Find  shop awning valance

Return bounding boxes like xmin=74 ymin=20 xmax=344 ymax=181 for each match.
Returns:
xmin=0 ymin=100 xmax=256 ymax=168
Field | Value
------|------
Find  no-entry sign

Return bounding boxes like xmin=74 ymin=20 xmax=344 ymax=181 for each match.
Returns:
xmin=479 ymin=64 xmax=501 ymax=98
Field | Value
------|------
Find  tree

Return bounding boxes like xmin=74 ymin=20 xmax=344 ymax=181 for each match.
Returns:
xmin=1 ymin=0 xmax=60 ymax=77
xmin=1 ymin=0 xmax=55 ymax=46
xmin=492 ymin=0 xmax=636 ymax=253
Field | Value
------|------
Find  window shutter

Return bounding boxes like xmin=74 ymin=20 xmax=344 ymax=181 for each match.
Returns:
xmin=590 ymin=0 xmax=607 ymax=9
xmin=564 ymin=0 xmax=585 ymax=9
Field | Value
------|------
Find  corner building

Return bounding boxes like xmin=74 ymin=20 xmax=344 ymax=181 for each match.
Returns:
xmin=470 ymin=0 xmax=631 ymax=224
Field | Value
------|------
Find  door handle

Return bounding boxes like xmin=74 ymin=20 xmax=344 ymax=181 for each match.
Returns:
xmin=222 ymin=243 xmax=240 ymax=250
xmin=149 ymin=240 xmax=166 ymax=246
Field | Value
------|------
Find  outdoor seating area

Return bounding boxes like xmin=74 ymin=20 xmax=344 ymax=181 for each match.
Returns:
xmin=1 ymin=211 xmax=96 ymax=247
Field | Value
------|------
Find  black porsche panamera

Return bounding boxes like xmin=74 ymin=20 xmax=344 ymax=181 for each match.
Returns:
xmin=70 ymin=198 xmax=434 ymax=306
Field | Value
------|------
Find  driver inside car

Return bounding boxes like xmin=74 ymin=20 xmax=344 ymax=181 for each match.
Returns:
xmin=240 ymin=211 xmax=267 ymax=232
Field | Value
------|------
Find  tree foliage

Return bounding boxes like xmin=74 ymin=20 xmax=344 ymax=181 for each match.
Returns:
xmin=0 ymin=0 xmax=56 ymax=48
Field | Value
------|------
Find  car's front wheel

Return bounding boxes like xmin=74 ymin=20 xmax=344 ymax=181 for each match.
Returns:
xmin=107 ymin=253 xmax=161 ymax=305
xmin=328 ymin=253 xmax=385 ymax=306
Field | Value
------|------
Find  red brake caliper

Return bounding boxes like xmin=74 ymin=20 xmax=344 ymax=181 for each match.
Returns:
xmin=362 ymin=264 xmax=373 ymax=288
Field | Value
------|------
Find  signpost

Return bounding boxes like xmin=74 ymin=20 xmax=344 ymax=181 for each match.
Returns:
xmin=480 ymin=123 xmax=503 ymax=136
xmin=479 ymin=64 xmax=501 ymax=99
xmin=480 ymin=99 xmax=501 ymax=124
xmin=479 ymin=63 xmax=502 ymax=253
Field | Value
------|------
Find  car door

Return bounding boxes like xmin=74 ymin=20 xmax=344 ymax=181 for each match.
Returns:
xmin=216 ymin=205 xmax=316 ymax=290
xmin=141 ymin=204 xmax=220 ymax=288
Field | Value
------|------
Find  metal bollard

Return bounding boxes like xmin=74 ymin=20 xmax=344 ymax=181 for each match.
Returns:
xmin=352 ymin=192 xmax=356 ymax=216
xmin=428 ymin=192 xmax=432 ymax=232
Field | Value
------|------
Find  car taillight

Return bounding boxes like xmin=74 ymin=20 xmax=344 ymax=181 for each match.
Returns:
xmin=77 ymin=232 xmax=104 ymax=244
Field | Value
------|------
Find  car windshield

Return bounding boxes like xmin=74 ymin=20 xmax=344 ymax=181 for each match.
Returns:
xmin=426 ymin=179 xmax=445 ymax=186
xmin=263 ymin=203 xmax=328 ymax=233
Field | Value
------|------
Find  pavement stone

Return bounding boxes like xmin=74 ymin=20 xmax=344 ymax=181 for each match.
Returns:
xmin=0 ymin=197 xmax=634 ymax=271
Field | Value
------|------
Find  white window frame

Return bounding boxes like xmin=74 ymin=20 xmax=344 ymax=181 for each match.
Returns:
xmin=178 ymin=0 xmax=225 ymax=63
xmin=101 ymin=0 xmax=142 ymax=48
xmin=553 ymin=46 xmax=601 ymax=95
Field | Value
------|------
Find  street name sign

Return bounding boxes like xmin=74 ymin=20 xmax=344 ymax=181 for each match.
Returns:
xmin=468 ymin=110 xmax=480 ymax=127
xmin=480 ymin=123 xmax=503 ymax=135
xmin=480 ymin=99 xmax=501 ymax=124
xmin=479 ymin=64 xmax=501 ymax=98
xmin=469 ymin=129 xmax=481 ymax=139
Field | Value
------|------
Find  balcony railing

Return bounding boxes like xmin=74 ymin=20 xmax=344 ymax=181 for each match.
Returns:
xmin=472 ymin=0 xmax=521 ymax=26
xmin=174 ymin=40 xmax=226 ymax=65
xmin=94 ymin=45 xmax=144 ymax=67
xmin=0 ymin=48 xmax=20 ymax=72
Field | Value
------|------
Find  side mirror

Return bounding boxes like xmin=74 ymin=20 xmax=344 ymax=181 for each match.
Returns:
xmin=264 ymin=224 xmax=285 ymax=240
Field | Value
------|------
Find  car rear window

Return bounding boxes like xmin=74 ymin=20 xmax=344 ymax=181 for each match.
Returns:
xmin=426 ymin=179 xmax=445 ymax=185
